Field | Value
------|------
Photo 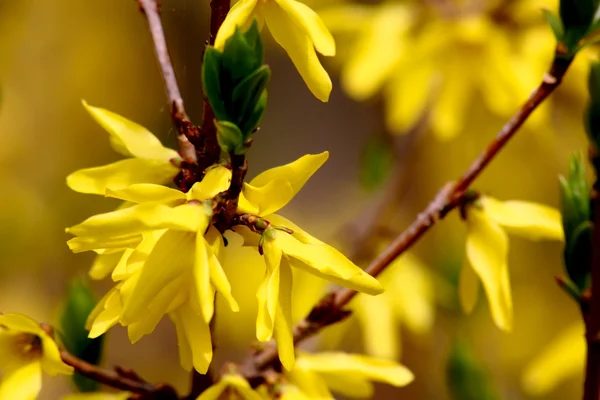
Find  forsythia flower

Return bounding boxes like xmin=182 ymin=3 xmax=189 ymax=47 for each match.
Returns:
xmin=459 ymin=196 xmax=564 ymax=331
xmin=215 ymin=0 xmax=335 ymax=102
xmin=197 ymin=374 xmax=264 ymax=400
xmin=67 ymin=101 xmax=181 ymax=194
xmin=281 ymin=352 xmax=414 ymax=398
xmin=354 ymin=253 xmax=434 ymax=359
xmin=0 ymin=313 xmax=73 ymax=400
xmin=521 ymin=322 xmax=585 ymax=396
xmin=232 ymin=152 xmax=383 ymax=369
xmin=321 ymin=1 xmax=553 ymax=139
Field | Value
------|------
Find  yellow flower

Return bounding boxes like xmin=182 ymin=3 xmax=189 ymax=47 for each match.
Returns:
xmin=459 ymin=196 xmax=564 ymax=331
xmin=521 ymin=322 xmax=585 ymax=396
xmin=67 ymin=101 xmax=180 ymax=194
xmin=62 ymin=393 xmax=130 ymax=400
xmin=354 ymin=253 xmax=434 ymax=360
xmin=0 ymin=313 xmax=73 ymax=400
xmin=67 ymin=166 xmax=238 ymax=373
xmin=282 ymin=352 xmax=414 ymax=399
xmin=321 ymin=1 xmax=553 ymax=139
xmin=215 ymin=0 xmax=335 ymax=102
xmin=197 ymin=373 xmax=264 ymax=400
xmin=233 ymin=152 xmax=383 ymax=369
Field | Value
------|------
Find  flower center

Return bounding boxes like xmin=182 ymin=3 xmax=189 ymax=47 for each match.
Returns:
xmin=12 ymin=333 xmax=43 ymax=361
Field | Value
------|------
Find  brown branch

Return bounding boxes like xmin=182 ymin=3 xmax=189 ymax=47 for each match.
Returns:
xmin=583 ymin=149 xmax=600 ymax=399
xmin=61 ymin=350 xmax=178 ymax=399
xmin=238 ymin=51 xmax=574 ymax=383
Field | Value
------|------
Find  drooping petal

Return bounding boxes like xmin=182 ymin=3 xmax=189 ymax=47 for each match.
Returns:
xmin=67 ymin=203 xmax=205 ymax=238
xmin=67 ymin=158 xmax=179 ymax=196
xmin=274 ymin=259 xmax=295 ymax=370
xmin=188 ymin=165 xmax=233 ymax=202
xmin=39 ymin=335 xmax=74 ymax=376
xmin=0 ymin=361 xmax=42 ymax=400
xmin=285 ymin=365 xmax=333 ymax=399
xmin=177 ymin=302 xmax=213 ymax=374
xmin=214 ymin=0 xmax=260 ymax=51
xmin=82 ymin=101 xmax=179 ymax=161
xmin=256 ymin=239 xmax=282 ymax=341
xmin=89 ymin=251 xmax=124 ymax=280
xmin=275 ymin=231 xmax=383 ymax=295
xmin=465 ymin=208 xmax=513 ymax=331
xmin=274 ymin=0 xmax=335 ymax=56
xmin=264 ymin=4 xmax=332 ymax=101
xmin=522 ymin=323 xmax=585 ymax=396
xmin=296 ymin=353 xmax=414 ymax=388
xmin=318 ymin=373 xmax=373 ymax=398
xmin=481 ymin=197 xmax=564 ymax=241
xmin=205 ymin=227 xmax=239 ymax=312
xmin=169 ymin=310 xmax=193 ymax=372
xmin=355 ymin=294 xmax=399 ymax=359
xmin=238 ymin=153 xmax=329 ymax=216
xmin=67 ymin=235 xmax=142 ymax=254
xmin=121 ymin=230 xmax=195 ymax=325
xmin=458 ymin=263 xmax=480 ymax=315
xmin=191 ymin=233 xmax=216 ymax=323
xmin=106 ymin=184 xmax=185 ymax=204
xmin=197 ymin=375 xmax=264 ymax=400
xmin=87 ymin=285 xmax=122 ymax=338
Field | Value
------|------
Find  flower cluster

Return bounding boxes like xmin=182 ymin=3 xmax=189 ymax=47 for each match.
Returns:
xmin=65 ymin=102 xmax=383 ymax=373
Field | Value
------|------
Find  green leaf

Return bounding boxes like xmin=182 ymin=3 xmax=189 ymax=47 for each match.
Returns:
xmin=221 ymin=25 xmax=262 ymax=86
xmin=446 ymin=339 xmax=498 ymax=400
xmin=202 ymin=47 xmax=228 ymax=121
xmin=240 ymin=91 xmax=268 ymax=137
xmin=231 ymin=65 xmax=270 ymax=136
xmin=60 ymin=277 xmax=104 ymax=392
xmin=360 ymin=136 xmax=395 ymax=191
xmin=543 ymin=9 xmax=565 ymax=40
xmin=564 ymin=221 xmax=593 ymax=291
xmin=560 ymin=0 xmax=599 ymax=50
xmin=244 ymin=19 xmax=264 ymax=65
xmin=559 ymin=154 xmax=591 ymax=237
xmin=216 ymin=120 xmax=245 ymax=154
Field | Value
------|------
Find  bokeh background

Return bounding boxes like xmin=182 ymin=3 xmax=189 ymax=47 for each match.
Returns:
xmin=0 ymin=0 xmax=595 ymax=398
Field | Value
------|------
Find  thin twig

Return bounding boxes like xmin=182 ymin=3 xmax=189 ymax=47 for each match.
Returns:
xmin=136 ymin=0 xmax=198 ymax=167
xmin=61 ymin=350 xmax=178 ymax=399
xmin=238 ymin=51 xmax=574 ymax=383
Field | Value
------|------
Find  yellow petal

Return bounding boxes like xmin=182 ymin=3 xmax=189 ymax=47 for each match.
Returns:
xmin=214 ymin=0 xmax=259 ymax=50
xmin=285 ymin=364 xmax=333 ymax=399
xmin=274 ymin=259 xmax=295 ymax=370
xmin=238 ymin=152 xmax=329 ymax=216
xmin=67 ymin=159 xmax=179 ymax=195
xmin=256 ymin=239 xmax=282 ymax=341
xmin=82 ymin=101 xmax=179 ymax=161
xmin=196 ymin=380 xmax=229 ymax=400
xmin=169 ymin=309 xmax=193 ymax=372
xmin=67 ymin=235 xmax=142 ymax=254
xmin=481 ymin=197 xmax=564 ymax=241
xmin=191 ymin=234 xmax=216 ymax=323
xmin=297 ymin=353 xmax=414 ymax=388
xmin=264 ymin=5 xmax=332 ymax=101
xmin=318 ymin=5 xmax=371 ymax=34
xmin=188 ymin=166 xmax=233 ymax=202
xmin=62 ymin=393 xmax=131 ymax=400
xmin=354 ymin=294 xmax=399 ymax=359
xmin=0 ymin=361 xmax=42 ymax=400
xmin=280 ymin=385 xmax=314 ymax=400
xmin=275 ymin=231 xmax=383 ymax=295
xmin=318 ymin=373 xmax=373 ymax=398
xmin=266 ymin=214 xmax=323 ymax=244
xmin=274 ymin=0 xmax=335 ymax=56
xmin=178 ymin=302 xmax=213 ymax=374
xmin=466 ymin=208 xmax=513 ymax=331
xmin=205 ymin=228 xmax=239 ymax=312
xmin=222 ymin=374 xmax=265 ymax=400
xmin=89 ymin=251 xmax=124 ymax=280
xmin=121 ymin=230 xmax=195 ymax=325
xmin=522 ymin=323 xmax=585 ymax=396
xmin=0 ymin=314 xmax=45 ymax=336
xmin=40 ymin=334 xmax=74 ymax=376
xmin=106 ymin=184 xmax=185 ymax=204
xmin=87 ymin=286 xmax=122 ymax=338
xmin=67 ymin=203 xmax=206 ymax=239
xmin=458 ymin=263 xmax=480 ymax=315
xmin=341 ymin=5 xmax=410 ymax=100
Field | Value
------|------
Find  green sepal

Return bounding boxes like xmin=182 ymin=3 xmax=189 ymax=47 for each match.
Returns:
xmin=232 ymin=65 xmax=270 ymax=135
xmin=560 ymin=0 xmax=599 ymax=51
xmin=241 ymin=91 xmax=268 ymax=137
xmin=543 ymin=9 xmax=565 ymax=41
xmin=216 ymin=120 xmax=244 ymax=154
xmin=60 ymin=277 xmax=104 ymax=392
xmin=559 ymin=154 xmax=592 ymax=291
xmin=221 ymin=22 xmax=263 ymax=86
xmin=202 ymin=47 xmax=228 ymax=121
xmin=446 ymin=339 xmax=498 ymax=400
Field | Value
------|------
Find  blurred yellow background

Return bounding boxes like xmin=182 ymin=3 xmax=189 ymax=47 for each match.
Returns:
xmin=0 ymin=0 xmax=594 ymax=398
